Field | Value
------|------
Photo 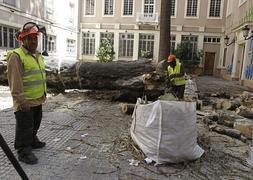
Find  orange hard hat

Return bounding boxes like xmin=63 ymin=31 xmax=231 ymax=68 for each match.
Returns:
xmin=16 ymin=24 xmax=39 ymax=41
xmin=168 ymin=55 xmax=176 ymax=62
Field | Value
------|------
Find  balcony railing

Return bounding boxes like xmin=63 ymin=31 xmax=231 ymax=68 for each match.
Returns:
xmin=136 ymin=13 xmax=159 ymax=25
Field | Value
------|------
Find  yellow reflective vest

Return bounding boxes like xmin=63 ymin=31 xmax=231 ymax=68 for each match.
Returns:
xmin=8 ymin=48 xmax=47 ymax=100
xmin=167 ymin=60 xmax=185 ymax=86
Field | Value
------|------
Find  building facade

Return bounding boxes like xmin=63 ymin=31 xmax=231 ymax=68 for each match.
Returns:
xmin=80 ymin=0 xmax=253 ymax=89
xmin=0 ymin=0 xmax=79 ymax=64
xmin=80 ymin=0 xmax=226 ymax=72
xmin=1 ymin=0 xmax=252 ymax=89
xmin=220 ymin=0 xmax=253 ymax=89
xmin=79 ymin=0 xmax=160 ymax=61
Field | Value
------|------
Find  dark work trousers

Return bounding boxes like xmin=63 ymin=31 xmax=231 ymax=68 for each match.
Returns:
xmin=172 ymin=85 xmax=185 ymax=99
xmin=14 ymin=105 xmax=42 ymax=155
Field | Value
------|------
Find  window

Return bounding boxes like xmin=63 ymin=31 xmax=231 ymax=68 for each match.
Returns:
xmin=3 ymin=0 xmax=16 ymax=7
xmin=85 ymin=0 xmax=95 ymax=16
xmin=170 ymin=35 xmax=176 ymax=52
xmin=0 ymin=25 xmax=19 ymax=49
xmin=186 ymin=0 xmax=198 ymax=17
xmin=100 ymin=32 xmax=114 ymax=46
xmin=43 ymin=35 xmax=56 ymax=53
xmin=209 ymin=0 xmax=221 ymax=17
xmin=139 ymin=34 xmax=154 ymax=58
xmin=239 ymin=0 xmax=246 ymax=6
xmin=171 ymin=0 xmax=176 ymax=17
xmin=67 ymin=39 xmax=75 ymax=54
xmin=226 ymin=0 xmax=233 ymax=16
xmin=3 ymin=27 xmax=7 ymax=47
xmin=119 ymin=33 xmax=134 ymax=58
xmin=82 ymin=32 xmax=95 ymax=55
xmin=104 ymin=0 xmax=114 ymax=15
xmin=222 ymin=48 xmax=227 ymax=67
xmin=144 ymin=0 xmax=154 ymax=16
xmin=45 ymin=0 xmax=54 ymax=20
xmin=181 ymin=35 xmax=198 ymax=61
xmin=69 ymin=2 xmax=75 ymax=24
xmin=123 ymin=0 xmax=133 ymax=16
xmin=204 ymin=36 xmax=220 ymax=43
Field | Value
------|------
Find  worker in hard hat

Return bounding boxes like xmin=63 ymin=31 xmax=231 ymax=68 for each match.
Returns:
xmin=167 ymin=54 xmax=186 ymax=99
xmin=6 ymin=22 xmax=47 ymax=164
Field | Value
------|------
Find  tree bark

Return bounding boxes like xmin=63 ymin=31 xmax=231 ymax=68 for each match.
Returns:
xmin=0 ymin=59 xmax=165 ymax=102
xmin=158 ymin=0 xmax=171 ymax=61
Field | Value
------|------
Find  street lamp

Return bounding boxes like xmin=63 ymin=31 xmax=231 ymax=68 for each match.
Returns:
xmin=224 ymin=35 xmax=235 ymax=46
xmin=242 ymin=25 xmax=253 ymax=40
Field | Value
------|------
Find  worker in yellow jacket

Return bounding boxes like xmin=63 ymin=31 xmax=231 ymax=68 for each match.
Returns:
xmin=7 ymin=22 xmax=47 ymax=164
xmin=167 ymin=54 xmax=186 ymax=99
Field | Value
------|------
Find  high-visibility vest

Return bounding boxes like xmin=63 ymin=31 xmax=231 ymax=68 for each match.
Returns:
xmin=8 ymin=48 xmax=47 ymax=100
xmin=168 ymin=61 xmax=185 ymax=86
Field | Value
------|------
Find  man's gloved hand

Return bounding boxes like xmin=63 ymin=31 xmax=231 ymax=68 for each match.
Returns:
xmin=20 ymin=103 xmax=30 ymax=112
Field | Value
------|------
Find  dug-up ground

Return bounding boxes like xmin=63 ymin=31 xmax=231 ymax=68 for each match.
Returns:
xmin=0 ymin=76 xmax=253 ymax=180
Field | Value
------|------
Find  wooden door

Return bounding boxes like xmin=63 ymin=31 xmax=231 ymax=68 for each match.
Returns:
xmin=204 ymin=52 xmax=215 ymax=75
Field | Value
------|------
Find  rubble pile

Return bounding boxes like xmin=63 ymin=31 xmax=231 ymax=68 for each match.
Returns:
xmin=198 ymin=91 xmax=253 ymax=142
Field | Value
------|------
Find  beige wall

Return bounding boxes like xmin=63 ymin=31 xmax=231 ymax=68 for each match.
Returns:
xmin=222 ymin=0 xmax=253 ymax=89
xmin=80 ymin=0 xmax=227 ymax=63
xmin=172 ymin=0 xmax=226 ymax=31
xmin=20 ymin=0 xmax=45 ymax=19
xmin=80 ymin=0 xmax=160 ymax=24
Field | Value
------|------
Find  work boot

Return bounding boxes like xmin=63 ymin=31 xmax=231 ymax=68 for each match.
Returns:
xmin=18 ymin=152 xmax=38 ymax=165
xmin=31 ymin=136 xmax=46 ymax=149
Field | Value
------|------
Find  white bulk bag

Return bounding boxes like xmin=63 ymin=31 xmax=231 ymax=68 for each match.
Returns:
xmin=130 ymin=100 xmax=204 ymax=164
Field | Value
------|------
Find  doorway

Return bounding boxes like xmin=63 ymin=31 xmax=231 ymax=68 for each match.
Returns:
xmin=204 ymin=52 xmax=215 ymax=75
xmin=237 ymin=44 xmax=245 ymax=80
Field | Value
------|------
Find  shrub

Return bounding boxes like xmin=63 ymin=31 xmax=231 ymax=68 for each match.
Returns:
xmin=140 ymin=50 xmax=153 ymax=59
xmin=171 ymin=41 xmax=203 ymax=71
xmin=96 ymin=38 xmax=115 ymax=63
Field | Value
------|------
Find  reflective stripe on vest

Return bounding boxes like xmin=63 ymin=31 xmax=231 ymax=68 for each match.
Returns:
xmin=168 ymin=61 xmax=185 ymax=86
xmin=8 ymin=48 xmax=47 ymax=100
xmin=23 ymin=69 xmax=46 ymax=77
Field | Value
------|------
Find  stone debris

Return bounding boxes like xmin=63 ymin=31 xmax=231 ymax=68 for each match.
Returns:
xmin=81 ymin=133 xmax=89 ymax=138
xmin=79 ymin=155 xmax=87 ymax=160
xmin=128 ymin=159 xmax=140 ymax=166
xmin=53 ymin=138 xmax=61 ymax=142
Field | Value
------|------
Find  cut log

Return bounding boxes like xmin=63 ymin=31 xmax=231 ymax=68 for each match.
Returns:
xmin=234 ymin=118 xmax=253 ymax=139
xmin=210 ymin=125 xmax=242 ymax=140
xmin=213 ymin=99 xmax=223 ymax=110
xmin=1 ymin=59 xmax=156 ymax=90
xmin=236 ymin=106 xmax=253 ymax=119
xmin=220 ymin=99 xmax=241 ymax=111
xmin=217 ymin=111 xmax=241 ymax=128
xmin=1 ymin=59 xmax=167 ymax=102
xmin=121 ymin=103 xmax=135 ymax=115
xmin=240 ymin=91 xmax=253 ymax=108
xmin=213 ymin=99 xmax=241 ymax=111
xmin=211 ymin=91 xmax=231 ymax=99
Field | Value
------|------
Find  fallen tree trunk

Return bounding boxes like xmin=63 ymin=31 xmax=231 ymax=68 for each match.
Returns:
xmin=45 ymin=59 xmax=156 ymax=90
xmin=1 ymin=59 xmax=165 ymax=102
